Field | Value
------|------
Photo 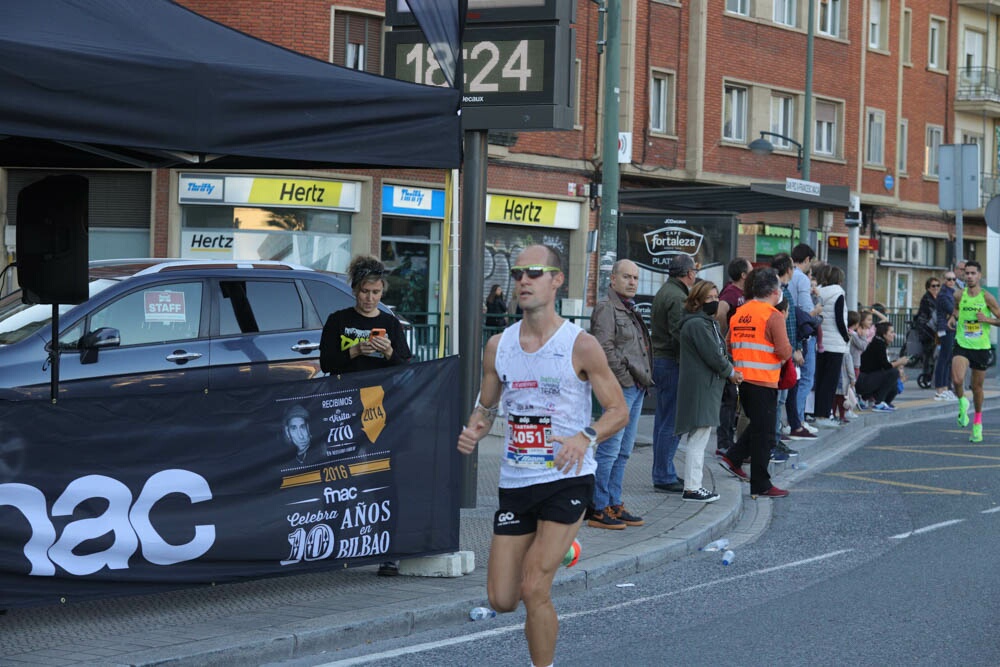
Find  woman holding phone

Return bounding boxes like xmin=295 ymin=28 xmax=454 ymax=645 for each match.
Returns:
xmin=320 ymin=255 xmax=412 ymax=375
xmin=319 ymin=255 xmax=412 ymax=577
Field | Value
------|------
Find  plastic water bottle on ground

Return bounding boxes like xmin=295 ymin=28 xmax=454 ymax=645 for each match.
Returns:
xmin=562 ymin=538 xmax=582 ymax=567
xmin=701 ymin=538 xmax=730 ymax=552
xmin=469 ymin=606 xmax=496 ymax=621
xmin=722 ymin=550 xmax=735 ymax=566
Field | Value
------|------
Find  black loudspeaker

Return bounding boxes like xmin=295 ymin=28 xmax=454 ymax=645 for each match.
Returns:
xmin=16 ymin=175 xmax=89 ymax=305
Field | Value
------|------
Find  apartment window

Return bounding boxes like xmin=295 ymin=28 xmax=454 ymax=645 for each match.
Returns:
xmin=817 ymin=0 xmax=841 ymax=37
xmin=774 ymin=0 xmax=796 ymax=27
xmin=814 ymin=101 xmax=837 ymax=156
xmin=726 ymin=0 xmax=749 ymax=15
xmin=869 ymin=0 xmax=886 ymax=50
xmin=723 ymin=85 xmax=748 ymax=142
xmin=650 ymin=71 xmax=675 ymax=134
xmin=770 ymin=96 xmax=795 ymax=148
xmin=902 ymin=9 xmax=912 ymax=64
xmin=925 ymin=125 xmax=943 ymax=176
xmin=331 ymin=11 xmax=382 ymax=73
xmin=897 ymin=119 xmax=908 ymax=174
xmin=929 ymin=18 xmax=947 ymax=70
xmin=866 ymin=109 xmax=885 ymax=165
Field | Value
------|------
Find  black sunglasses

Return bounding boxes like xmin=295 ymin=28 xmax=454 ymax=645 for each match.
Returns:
xmin=510 ymin=265 xmax=560 ymax=280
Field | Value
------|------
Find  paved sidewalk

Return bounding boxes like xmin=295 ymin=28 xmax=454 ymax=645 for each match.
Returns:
xmin=1 ymin=378 xmax=996 ymax=666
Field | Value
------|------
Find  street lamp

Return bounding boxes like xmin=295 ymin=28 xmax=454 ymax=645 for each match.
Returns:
xmin=749 ymin=131 xmax=803 ymax=172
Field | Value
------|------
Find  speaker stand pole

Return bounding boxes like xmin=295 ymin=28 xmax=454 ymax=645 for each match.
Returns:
xmin=49 ymin=304 xmax=60 ymax=404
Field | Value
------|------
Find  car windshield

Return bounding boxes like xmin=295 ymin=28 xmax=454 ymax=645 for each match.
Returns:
xmin=0 ymin=279 xmax=119 ymax=345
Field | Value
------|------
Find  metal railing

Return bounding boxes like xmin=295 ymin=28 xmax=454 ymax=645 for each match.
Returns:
xmin=955 ymin=67 xmax=1000 ymax=102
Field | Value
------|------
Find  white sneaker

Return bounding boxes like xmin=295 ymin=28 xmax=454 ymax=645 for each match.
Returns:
xmin=845 ymin=410 xmax=859 ymax=419
xmin=802 ymin=422 xmax=819 ymax=434
xmin=944 ymin=390 xmax=958 ymax=401
xmin=817 ymin=417 xmax=842 ymax=428
xmin=934 ymin=393 xmax=947 ymax=401
xmin=780 ymin=425 xmax=791 ymax=435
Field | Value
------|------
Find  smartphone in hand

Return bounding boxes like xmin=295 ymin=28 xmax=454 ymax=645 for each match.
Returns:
xmin=371 ymin=328 xmax=386 ymax=338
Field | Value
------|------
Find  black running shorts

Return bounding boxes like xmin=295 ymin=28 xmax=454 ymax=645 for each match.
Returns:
xmin=954 ymin=345 xmax=991 ymax=371
xmin=493 ymin=475 xmax=594 ymax=536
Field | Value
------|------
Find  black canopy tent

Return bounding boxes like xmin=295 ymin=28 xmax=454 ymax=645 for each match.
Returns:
xmin=0 ymin=0 xmax=462 ymax=170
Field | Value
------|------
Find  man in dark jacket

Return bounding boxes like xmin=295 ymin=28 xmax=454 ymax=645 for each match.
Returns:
xmin=650 ymin=254 xmax=697 ymax=493
xmin=715 ymin=257 xmax=749 ymax=456
xmin=934 ymin=270 xmax=958 ymax=400
xmin=588 ymin=259 xmax=653 ymax=529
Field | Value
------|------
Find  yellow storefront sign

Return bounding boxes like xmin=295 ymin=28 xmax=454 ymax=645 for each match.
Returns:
xmin=247 ymin=178 xmax=345 ymax=208
xmin=487 ymin=196 xmax=559 ymax=226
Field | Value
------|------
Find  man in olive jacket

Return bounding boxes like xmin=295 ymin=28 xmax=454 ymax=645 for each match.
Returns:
xmin=588 ymin=259 xmax=653 ymax=529
xmin=650 ymin=253 xmax=697 ymax=492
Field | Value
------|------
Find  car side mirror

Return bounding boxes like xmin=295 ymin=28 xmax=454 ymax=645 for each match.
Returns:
xmin=79 ymin=327 xmax=120 ymax=365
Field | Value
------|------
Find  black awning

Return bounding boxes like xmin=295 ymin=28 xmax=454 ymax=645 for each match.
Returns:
xmin=0 ymin=0 xmax=462 ymax=170
xmin=619 ymin=182 xmax=851 ymax=213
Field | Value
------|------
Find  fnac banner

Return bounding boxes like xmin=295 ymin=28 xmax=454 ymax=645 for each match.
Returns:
xmin=0 ymin=358 xmax=460 ymax=608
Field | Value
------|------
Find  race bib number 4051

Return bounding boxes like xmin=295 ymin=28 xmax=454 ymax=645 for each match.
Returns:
xmin=506 ymin=414 xmax=554 ymax=468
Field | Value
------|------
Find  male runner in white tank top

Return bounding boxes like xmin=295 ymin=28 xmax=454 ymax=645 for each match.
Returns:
xmin=458 ymin=245 xmax=628 ymax=667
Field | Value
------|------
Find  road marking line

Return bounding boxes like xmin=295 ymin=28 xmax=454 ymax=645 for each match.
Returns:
xmin=824 ymin=472 xmax=983 ymax=495
xmin=829 ymin=464 xmax=1000 ymax=474
xmin=981 ymin=506 xmax=1000 ymax=514
xmin=890 ymin=519 xmax=965 ymax=540
xmin=313 ymin=550 xmax=853 ymax=666
xmin=866 ymin=446 xmax=1000 ymax=461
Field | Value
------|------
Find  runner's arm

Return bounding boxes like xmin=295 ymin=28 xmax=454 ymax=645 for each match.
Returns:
xmin=977 ymin=291 xmax=1000 ymax=326
xmin=457 ymin=334 xmax=502 ymax=455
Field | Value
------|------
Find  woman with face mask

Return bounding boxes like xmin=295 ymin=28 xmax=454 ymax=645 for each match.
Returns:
xmin=675 ymin=281 xmax=742 ymax=503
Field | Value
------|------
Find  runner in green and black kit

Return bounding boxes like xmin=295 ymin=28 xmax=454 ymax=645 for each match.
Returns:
xmin=949 ymin=260 xmax=1000 ymax=442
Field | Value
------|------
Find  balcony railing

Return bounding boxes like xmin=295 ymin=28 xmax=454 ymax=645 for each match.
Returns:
xmin=957 ymin=67 xmax=1000 ymax=99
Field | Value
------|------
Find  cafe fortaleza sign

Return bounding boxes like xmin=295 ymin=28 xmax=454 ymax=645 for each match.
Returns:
xmin=643 ymin=223 xmax=704 ymax=268
xmin=618 ymin=212 xmax=736 ymax=275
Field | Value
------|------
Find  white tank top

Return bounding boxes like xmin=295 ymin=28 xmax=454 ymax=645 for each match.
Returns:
xmin=494 ymin=320 xmax=595 ymax=488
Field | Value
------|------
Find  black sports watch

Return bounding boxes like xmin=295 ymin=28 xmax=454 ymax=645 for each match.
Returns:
xmin=582 ymin=426 xmax=598 ymax=449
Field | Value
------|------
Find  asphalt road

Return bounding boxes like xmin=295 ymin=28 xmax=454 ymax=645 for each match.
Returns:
xmin=272 ymin=411 xmax=1000 ymax=667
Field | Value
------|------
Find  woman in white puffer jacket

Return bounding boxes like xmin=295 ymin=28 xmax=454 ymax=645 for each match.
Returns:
xmin=814 ymin=265 xmax=850 ymax=426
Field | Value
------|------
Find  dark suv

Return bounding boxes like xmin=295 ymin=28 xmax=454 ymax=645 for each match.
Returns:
xmin=0 ymin=259 xmax=389 ymax=401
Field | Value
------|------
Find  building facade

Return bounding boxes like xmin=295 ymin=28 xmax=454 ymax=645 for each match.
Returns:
xmin=4 ymin=0 xmax=995 ymax=319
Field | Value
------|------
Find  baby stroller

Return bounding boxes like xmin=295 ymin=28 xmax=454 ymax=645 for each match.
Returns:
xmin=901 ymin=316 xmax=937 ymax=389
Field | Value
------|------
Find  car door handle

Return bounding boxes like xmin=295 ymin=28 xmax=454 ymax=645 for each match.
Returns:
xmin=291 ymin=341 xmax=320 ymax=353
xmin=166 ymin=351 xmax=203 ymax=363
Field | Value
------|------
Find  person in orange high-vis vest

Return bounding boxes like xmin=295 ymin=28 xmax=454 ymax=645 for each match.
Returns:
xmin=718 ymin=268 xmax=793 ymax=497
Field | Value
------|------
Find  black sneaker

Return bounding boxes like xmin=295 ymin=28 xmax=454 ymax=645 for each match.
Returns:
xmin=770 ymin=448 xmax=790 ymax=463
xmin=774 ymin=441 xmax=799 ymax=457
xmin=377 ymin=561 xmax=399 ymax=577
xmin=610 ymin=504 xmax=644 ymax=526
xmin=654 ymin=480 xmax=685 ymax=493
xmin=587 ymin=508 xmax=626 ymax=530
xmin=682 ymin=488 xmax=720 ymax=503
